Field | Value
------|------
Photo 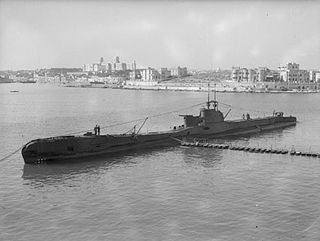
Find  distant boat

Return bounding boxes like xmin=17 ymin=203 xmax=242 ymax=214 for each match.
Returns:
xmin=10 ymin=90 xmax=19 ymax=93
xmin=89 ymin=80 xmax=105 ymax=85
xmin=20 ymin=80 xmax=36 ymax=83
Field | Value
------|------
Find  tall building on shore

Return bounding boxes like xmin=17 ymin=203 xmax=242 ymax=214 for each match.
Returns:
xmin=170 ymin=66 xmax=188 ymax=77
xmin=279 ymin=63 xmax=309 ymax=83
xmin=140 ymin=68 xmax=160 ymax=81
xmin=257 ymin=67 xmax=270 ymax=82
xmin=83 ymin=57 xmax=106 ymax=73
xmin=232 ymin=66 xmax=277 ymax=83
xmin=130 ymin=61 xmax=137 ymax=80
xmin=231 ymin=67 xmax=250 ymax=82
xmin=316 ymin=72 xmax=320 ymax=82
xmin=309 ymin=70 xmax=320 ymax=82
xmin=112 ymin=56 xmax=127 ymax=71
xmin=248 ymin=69 xmax=258 ymax=82
xmin=159 ymin=68 xmax=171 ymax=80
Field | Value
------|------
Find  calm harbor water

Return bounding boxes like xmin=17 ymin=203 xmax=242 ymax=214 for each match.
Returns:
xmin=1 ymin=83 xmax=320 ymax=241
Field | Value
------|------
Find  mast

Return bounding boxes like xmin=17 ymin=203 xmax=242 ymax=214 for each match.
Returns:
xmin=207 ymin=82 xmax=210 ymax=109
xmin=213 ymin=83 xmax=218 ymax=110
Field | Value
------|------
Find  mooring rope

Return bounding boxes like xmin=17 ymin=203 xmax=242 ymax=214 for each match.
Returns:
xmin=219 ymin=101 xmax=270 ymax=115
xmin=0 ymin=145 xmax=24 ymax=162
xmin=65 ymin=101 xmax=207 ymax=136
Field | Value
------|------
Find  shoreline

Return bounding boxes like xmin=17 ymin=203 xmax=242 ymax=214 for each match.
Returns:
xmin=63 ymin=83 xmax=320 ymax=94
xmin=3 ymin=82 xmax=319 ymax=94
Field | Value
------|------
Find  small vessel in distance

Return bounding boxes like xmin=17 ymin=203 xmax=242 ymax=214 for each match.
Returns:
xmin=22 ymin=95 xmax=296 ymax=163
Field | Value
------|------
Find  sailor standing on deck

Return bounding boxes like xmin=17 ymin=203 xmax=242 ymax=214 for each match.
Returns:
xmin=94 ymin=125 xmax=98 ymax=135
xmin=97 ymin=125 xmax=100 ymax=135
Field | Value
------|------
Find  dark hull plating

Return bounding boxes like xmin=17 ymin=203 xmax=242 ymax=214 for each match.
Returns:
xmin=22 ymin=115 xmax=296 ymax=163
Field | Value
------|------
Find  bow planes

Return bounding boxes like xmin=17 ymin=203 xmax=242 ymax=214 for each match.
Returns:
xmin=22 ymin=96 xmax=296 ymax=164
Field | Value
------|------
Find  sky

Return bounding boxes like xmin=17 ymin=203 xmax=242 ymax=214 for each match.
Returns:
xmin=0 ymin=0 xmax=320 ymax=70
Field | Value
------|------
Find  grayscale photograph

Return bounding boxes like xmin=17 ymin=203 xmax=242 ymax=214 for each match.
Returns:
xmin=1 ymin=0 xmax=320 ymax=240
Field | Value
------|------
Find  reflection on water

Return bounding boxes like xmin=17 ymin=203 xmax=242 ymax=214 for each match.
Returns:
xmin=23 ymin=158 xmax=113 ymax=182
xmin=21 ymin=146 xmax=176 ymax=186
xmin=181 ymin=146 xmax=224 ymax=169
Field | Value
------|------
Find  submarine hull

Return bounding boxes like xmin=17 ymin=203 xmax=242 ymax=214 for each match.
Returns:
xmin=22 ymin=115 xmax=296 ymax=164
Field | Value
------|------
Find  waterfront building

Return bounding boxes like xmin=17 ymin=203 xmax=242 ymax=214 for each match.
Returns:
xmin=93 ymin=63 xmax=100 ymax=72
xmin=159 ymin=68 xmax=171 ymax=80
xmin=170 ymin=68 xmax=178 ymax=77
xmin=257 ymin=67 xmax=271 ymax=82
xmin=178 ymin=67 xmax=188 ymax=77
xmin=83 ymin=64 xmax=93 ymax=72
xmin=279 ymin=63 xmax=309 ymax=83
xmin=125 ymin=61 xmax=137 ymax=71
xmin=274 ymin=63 xmax=319 ymax=91
xmin=231 ymin=67 xmax=251 ymax=82
xmin=309 ymin=70 xmax=320 ymax=82
xmin=170 ymin=66 xmax=188 ymax=77
xmin=231 ymin=67 xmax=240 ymax=82
xmin=242 ymin=68 xmax=249 ymax=82
xmin=316 ymin=73 xmax=320 ymax=82
xmin=83 ymin=56 xmax=131 ymax=73
xmin=121 ymin=63 xmax=127 ymax=71
xmin=126 ymin=66 xmax=158 ymax=86
xmin=141 ymin=68 xmax=160 ymax=81
xmin=107 ymin=63 xmax=112 ymax=73
xmin=129 ymin=71 xmax=135 ymax=80
xmin=248 ymin=69 xmax=258 ymax=82
xmin=83 ymin=57 xmax=107 ymax=73
xmin=132 ymin=61 xmax=136 ymax=71
xmin=232 ymin=66 xmax=275 ymax=83
xmin=112 ymin=56 xmax=127 ymax=72
xmin=113 ymin=63 xmax=122 ymax=71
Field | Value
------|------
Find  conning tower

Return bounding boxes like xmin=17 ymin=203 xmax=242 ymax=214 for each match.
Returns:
xmin=200 ymin=100 xmax=224 ymax=125
xmin=181 ymin=100 xmax=224 ymax=128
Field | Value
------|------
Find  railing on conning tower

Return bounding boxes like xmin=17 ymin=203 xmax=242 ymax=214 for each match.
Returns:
xmin=206 ymin=82 xmax=218 ymax=111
